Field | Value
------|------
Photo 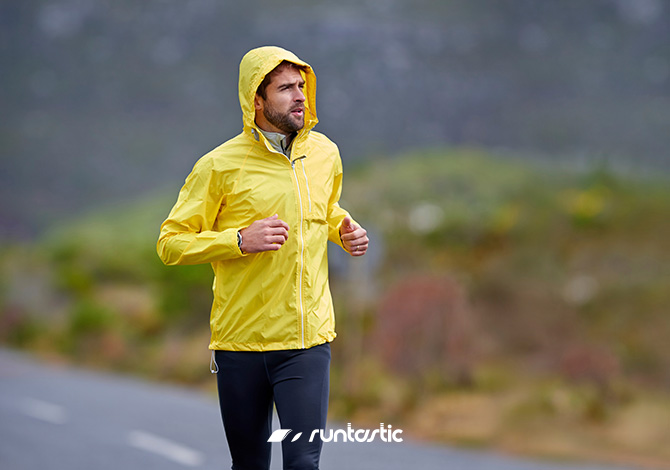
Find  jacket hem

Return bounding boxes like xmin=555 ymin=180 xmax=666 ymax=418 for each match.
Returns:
xmin=209 ymin=332 xmax=336 ymax=352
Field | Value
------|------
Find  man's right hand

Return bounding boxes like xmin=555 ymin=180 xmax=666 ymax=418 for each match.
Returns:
xmin=238 ymin=214 xmax=290 ymax=253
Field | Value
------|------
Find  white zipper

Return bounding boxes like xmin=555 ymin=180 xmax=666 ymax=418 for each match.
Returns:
xmin=300 ymin=159 xmax=312 ymax=213
xmin=291 ymin=159 xmax=306 ymax=349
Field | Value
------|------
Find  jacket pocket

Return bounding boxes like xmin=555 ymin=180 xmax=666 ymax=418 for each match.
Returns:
xmin=299 ymin=158 xmax=328 ymax=222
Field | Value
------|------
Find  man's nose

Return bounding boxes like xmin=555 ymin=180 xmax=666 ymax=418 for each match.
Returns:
xmin=294 ymin=88 xmax=305 ymax=102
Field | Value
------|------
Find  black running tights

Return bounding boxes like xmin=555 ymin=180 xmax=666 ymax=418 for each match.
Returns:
xmin=214 ymin=342 xmax=330 ymax=470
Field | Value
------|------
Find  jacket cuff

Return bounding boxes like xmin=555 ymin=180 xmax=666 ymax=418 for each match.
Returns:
xmin=218 ymin=228 xmax=247 ymax=258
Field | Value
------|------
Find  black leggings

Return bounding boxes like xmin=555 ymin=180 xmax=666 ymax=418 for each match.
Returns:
xmin=214 ymin=342 xmax=331 ymax=470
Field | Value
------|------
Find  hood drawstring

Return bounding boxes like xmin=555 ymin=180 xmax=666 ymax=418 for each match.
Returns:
xmin=210 ymin=350 xmax=219 ymax=374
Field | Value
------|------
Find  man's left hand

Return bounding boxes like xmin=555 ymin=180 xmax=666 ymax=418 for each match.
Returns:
xmin=340 ymin=217 xmax=369 ymax=257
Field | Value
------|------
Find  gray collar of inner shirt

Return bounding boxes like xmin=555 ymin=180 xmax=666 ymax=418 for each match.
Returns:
xmin=259 ymin=129 xmax=296 ymax=158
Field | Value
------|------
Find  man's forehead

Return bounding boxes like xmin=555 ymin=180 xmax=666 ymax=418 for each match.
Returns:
xmin=269 ymin=64 xmax=304 ymax=84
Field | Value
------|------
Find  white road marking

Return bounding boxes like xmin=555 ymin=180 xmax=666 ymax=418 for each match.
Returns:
xmin=128 ymin=430 xmax=204 ymax=467
xmin=20 ymin=398 xmax=68 ymax=425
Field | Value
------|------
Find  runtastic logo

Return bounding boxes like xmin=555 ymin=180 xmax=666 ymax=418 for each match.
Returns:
xmin=267 ymin=423 xmax=403 ymax=443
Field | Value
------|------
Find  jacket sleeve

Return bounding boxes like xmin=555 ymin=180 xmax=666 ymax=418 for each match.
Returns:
xmin=326 ymin=151 xmax=355 ymax=250
xmin=157 ymin=157 xmax=243 ymax=265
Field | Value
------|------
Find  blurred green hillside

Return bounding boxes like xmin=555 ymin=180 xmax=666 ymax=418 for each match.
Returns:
xmin=2 ymin=148 xmax=670 ymax=468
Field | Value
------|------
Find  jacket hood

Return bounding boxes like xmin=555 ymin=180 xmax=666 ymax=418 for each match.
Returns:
xmin=238 ymin=46 xmax=318 ymax=133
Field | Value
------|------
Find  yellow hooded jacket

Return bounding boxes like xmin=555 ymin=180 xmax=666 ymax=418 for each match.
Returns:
xmin=157 ymin=46 xmax=353 ymax=351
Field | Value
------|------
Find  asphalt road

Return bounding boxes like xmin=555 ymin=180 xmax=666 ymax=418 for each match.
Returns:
xmin=0 ymin=348 xmax=632 ymax=470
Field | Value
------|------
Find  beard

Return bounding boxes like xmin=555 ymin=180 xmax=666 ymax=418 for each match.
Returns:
xmin=263 ymin=102 xmax=304 ymax=134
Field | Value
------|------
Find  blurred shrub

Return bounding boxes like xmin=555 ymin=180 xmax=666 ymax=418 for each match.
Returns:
xmin=0 ymin=307 xmax=39 ymax=347
xmin=154 ymin=263 xmax=213 ymax=325
xmin=68 ymin=298 xmax=117 ymax=336
xmin=370 ymin=274 xmax=477 ymax=388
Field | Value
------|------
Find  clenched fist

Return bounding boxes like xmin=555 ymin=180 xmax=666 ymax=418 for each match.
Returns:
xmin=239 ymin=214 xmax=290 ymax=253
xmin=340 ymin=217 xmax=368 ymax=257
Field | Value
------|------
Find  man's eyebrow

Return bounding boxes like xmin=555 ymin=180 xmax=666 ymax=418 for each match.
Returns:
xmin=277 ymin=79 xmax=305 ymax=89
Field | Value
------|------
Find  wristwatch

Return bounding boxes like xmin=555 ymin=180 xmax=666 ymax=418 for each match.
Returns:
xmin=237 ymin=230 xmax=243 ymax=253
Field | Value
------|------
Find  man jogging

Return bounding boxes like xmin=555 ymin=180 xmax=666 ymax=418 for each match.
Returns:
xmin=157 ymin=46 xmax=368 ymax=470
